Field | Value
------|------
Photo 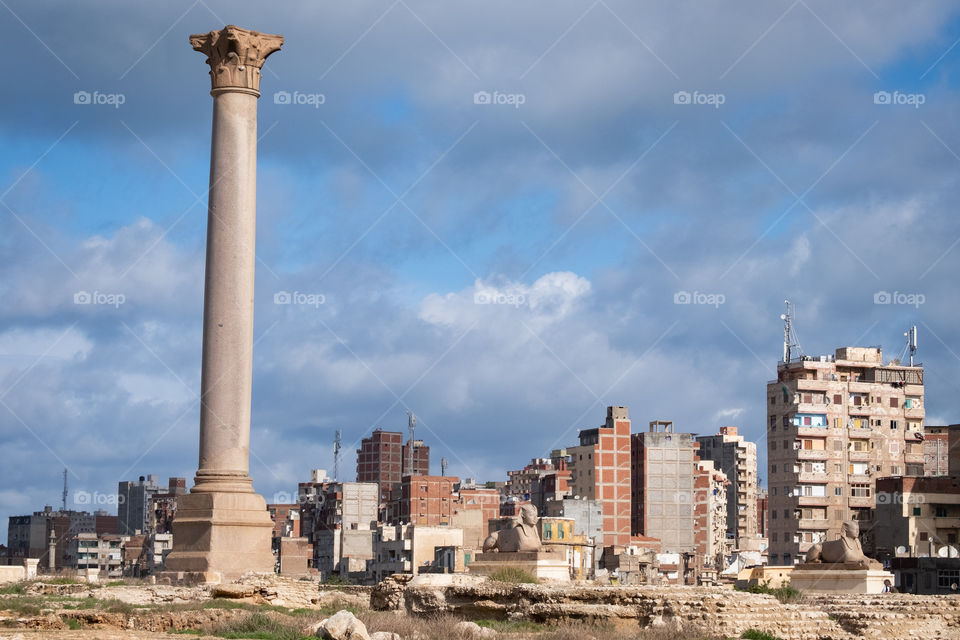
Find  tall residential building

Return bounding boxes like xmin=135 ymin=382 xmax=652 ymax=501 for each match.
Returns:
xmin=693 ymin=460 xmax=728 ymax=569
xmin=356 ymin=429 xmax=430 ymax=502
xmin=568 ymin=406 xmax=632 ymax=546
xmin=922 ymin=425 xmax=952 ymax=477
xmin=117 ymin=475 xmax=160 ymax=535
xmin=766 ymin=346 xmax=925 ymax=565
xmin=630 ymin=420 xmax=698 ymax=553
xmin=696 ymin=426 xmax=759 ymax=545
xmin=6 ymin=507 xmax=116 ymax=570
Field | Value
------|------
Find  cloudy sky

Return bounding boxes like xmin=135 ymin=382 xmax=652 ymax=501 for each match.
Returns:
xmin=2 ymin=0 xmax=960 ymax=540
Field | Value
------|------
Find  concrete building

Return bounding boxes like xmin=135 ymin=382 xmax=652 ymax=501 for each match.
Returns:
xmin=117 ymin=475 xmax=160 ymax=536
xmin=874 ymin=476 xmax=960 ymax=561
xmin=503 ymin=451 xmax=571 ymax=513
xmin=356 ymin=429 xmax=430 ymax=503
xmin=630 ymin=420 xmax=698 ymax=553
xmin=453 ymin=486 xmax=500 ymax=549
xmin=370 ymin=524 xmax=463 ymax=582
xmin=694 ymin=460 xmax=728 ymax=570
xmin=267 ymin=503 xmax=300 ymax=540
xmin=150 ymin=477 xmax=186 ymax=535
xmin=766 ymin=346 xmax=925 ymax=565
xmin=569 ymin=406 xmax=632 ymax=546
xmin=6 ymin=507 xmax=116 ymax=571
xmin=68 ymin=533 xmax=123 ymax=576
xmin=298 ymin=478 xmax=378 ymax=580
xmin=757 ymin=488 xmax=768 ymax=537
xmin=696 ymin=426 xmax=759 ymax=545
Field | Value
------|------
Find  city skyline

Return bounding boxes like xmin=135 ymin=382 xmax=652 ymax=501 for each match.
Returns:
xmin=3 ymin=1 xmax=960 ymax=546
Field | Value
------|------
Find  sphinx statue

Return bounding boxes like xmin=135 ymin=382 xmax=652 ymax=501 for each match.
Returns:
xmin=804 ymin=520 xmax=876 ymax=568
xmin=482 ymin=503 xmax=542 ymax=553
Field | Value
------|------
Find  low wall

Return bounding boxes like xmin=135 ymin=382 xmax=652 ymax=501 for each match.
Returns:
xmin=0 ymin=565 xmax=25 ymax=583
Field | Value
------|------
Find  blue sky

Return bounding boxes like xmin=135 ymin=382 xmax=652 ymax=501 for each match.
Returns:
xmin=3 ymin=0 xmax=960 ymax=542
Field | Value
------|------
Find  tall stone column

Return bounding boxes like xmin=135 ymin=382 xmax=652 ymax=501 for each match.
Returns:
xmin=164 ymin=25 xmax=283 ymax=583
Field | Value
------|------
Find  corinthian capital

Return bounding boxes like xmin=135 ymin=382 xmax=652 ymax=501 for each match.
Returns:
xmin=190 ymin=25 xmax=283 ymax=95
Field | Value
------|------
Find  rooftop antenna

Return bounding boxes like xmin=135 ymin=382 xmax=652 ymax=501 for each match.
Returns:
xmin=333 ymin=430 xmax=342 ymax=481
xmin=780 ymin=300 xmax=802 ymax=363
xmin=905 ymin=326 xmax=918 ymax=366
xmin=441 ymin=457 xmax=449 ymax=477
xmin=406 ymin=411 xmax=416 ymax=476
xmin=61 ymin=468 xmax=68 ymax=512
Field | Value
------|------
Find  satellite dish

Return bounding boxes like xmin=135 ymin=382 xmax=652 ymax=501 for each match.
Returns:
xmin=896 ymin=546 xmax=907 ymax=555
xmin=939 ymin=546 xmax=949 ymax=558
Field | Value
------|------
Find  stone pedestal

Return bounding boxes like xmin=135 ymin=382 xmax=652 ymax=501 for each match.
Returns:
xmin=468 ymin=551 xmax=570 ymax=583
xmin=790 ymin=563 xmax=894 ymax=594
xmin=161 ymin=25 xmax=283 ymax=584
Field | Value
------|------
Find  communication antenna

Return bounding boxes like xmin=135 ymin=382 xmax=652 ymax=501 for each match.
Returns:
xmin=905 ymin=325 xmax=918 ymax=366
xmin=780 ymin=300 xmax=802 ymax=363
xmin=62 ymin=468 xmax=68 ymax=512
xmin=333 ymin=430 xmax=342 ymax=481
xmin=407 ymin=411 xmax=416 ymax=475
xmin=441 ymin=457 xmax=449 ymax=477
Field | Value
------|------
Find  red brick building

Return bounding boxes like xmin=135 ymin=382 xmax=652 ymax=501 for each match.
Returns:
xmin=569 ymin=406 xmax=632 ymax=546
xmin=267 ymin=503 xmax=300 ymax=539
xmin=389 ymin=475 xmax=457 ymax=526
xmin=357 ymin=429 xmax=430 ymax=503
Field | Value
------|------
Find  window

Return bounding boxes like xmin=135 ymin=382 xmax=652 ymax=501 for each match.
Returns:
xmin=544 ymin=523 xmax=552 ymax=540
xmin=771 ymin=487 xmax=777 ymax=495
xmin=890 ymin=420 xmax=898 ymax=430
xmin=772 ymin=532 xmax=778 ymax=542
xmin=772 ymin=510 xmax=777 ymax=519
xmin=850 ymin=484 xmax=871 ymax=498
xmin=913 ymin=507 xmax=922 ymax=516
xmin=890 ymin=442 xmax=900 ymax=455
xmin=834 ymin=440 xmax=843 ymax=451
xmin=772 ymin=464 xmax=777 ymax=473
xmin=939 ymin=570 xmax=960 ymax=589
xmin=771 ymin=441 xmax=776 ymax=450
xmin=770 ymin=416 xmax=777 ymax=430
xmin=890 ymin=397 xmax=899 ymax=408
xmin=835 ymin=487 xmax=843 ymax=496
xmin=783 ymin=553 xmax=792 ymax=565
xmin=919 ymin=532 xmax=929 ymax=541
xmin=770 ymin=554 xmax=778 ymax=565
xmin=784 ymin=509 xmax=790 ymax=518
xmin=834 ymin=394 xmax=842 ymax=405
xmin=849 ymin=462 xmax=868 ymax=475
xmin=770 ymin=396 xmax=776 ymax=405
xmin=834 ymin=463 xmax=842 ymax=473
xmin=936 ymin=507 xmax=948 ymax=518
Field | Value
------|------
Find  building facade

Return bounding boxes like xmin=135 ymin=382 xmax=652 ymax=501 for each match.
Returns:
xmin=357 ymin=429 xmax=430 ymax=503
xmin=630 ymin=420 xmax=698 ymax=553
xmin=766 ymin=347 xmax=925 ymax=565
xmin=874 ymin=476 xmax=960 ymax=561
xmin=696 ymin=426 xmax=759 ymax=545
xmin=569 ymin=406 xmax=632 ymax=546
xmin=389 ymin=475 xmax=458 ymax=526
xmin=693 ymin=460 xmax=728 ymax=569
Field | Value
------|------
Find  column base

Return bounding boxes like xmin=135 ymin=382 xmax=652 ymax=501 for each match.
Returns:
xmin=162 ymin=491 xmax=275 ymax=583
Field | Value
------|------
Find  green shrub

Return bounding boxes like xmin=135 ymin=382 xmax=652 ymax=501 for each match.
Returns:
xmin=487 ymin=567 xmax=537 ymax=584
xmin=740 ymin=580 xmax=804 ymax=603
xmin=742 ymin=630 xmax=781 ymax=640
xmin=66 ymin=619 xmax=83 ymax=630
xmin=475 ymin=618 xmax=543 ymax=632
xmin=0 ymin=582 xmax=26 ymax=595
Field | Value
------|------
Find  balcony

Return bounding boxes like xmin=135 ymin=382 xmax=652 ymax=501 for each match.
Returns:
xmin=796 ymin=449 xmax=829 ymax=460
xmin=797 ymin=471 xmax=829 ymax=483
xmin=797 ymin=495 xmax=829 ymax=506
xmin=848 ymin=451 xmax=872 ymax=461
xmin=797 ymin=425 xmax=832 ymax=437
xmin=797 ymin=518 xmax=830 ymax=530
xmin=848 ymin=496 xmax=874 ymax=508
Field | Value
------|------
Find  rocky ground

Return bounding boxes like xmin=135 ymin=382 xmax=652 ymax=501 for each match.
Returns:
xmin=2 ymin=574 xmax=960 ymax=640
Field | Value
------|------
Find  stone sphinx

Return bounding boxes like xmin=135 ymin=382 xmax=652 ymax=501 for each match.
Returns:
xmin=483 ymin=504 xmax=542 ymax=553
xmin=804 ymin=520 xmax=877 ymax=568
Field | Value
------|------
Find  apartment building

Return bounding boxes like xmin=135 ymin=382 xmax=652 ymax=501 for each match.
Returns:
xmin=630 ymin=420 xmax=698 ymax=553
xmin=388 ymin=475 xmax=458 ymax=526
xmin=766 ymin=346 xmax=925 ymax=565
xmin=297 ymin=478 xmax=378 ymax=580
xmin=503 ymin=450 xmax=571 ymax=512
xmin=922 ymin=425 xmax=953 ymax=477
xmin=694 ymin=460 xmax=728 ymax=569
xmin=874 ymin=476 xmax=960 ymax=561
xmin=696 ymin=426 xmax=759 ymax=545
xmin=356 ymin=429 xmax=430 ymax=503
xmin=568 ymin=406 xmax=632 ymax=546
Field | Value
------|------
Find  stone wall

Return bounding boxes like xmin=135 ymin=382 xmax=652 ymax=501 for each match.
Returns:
xmin=372 ymin=577 xmax=960 ymax=639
